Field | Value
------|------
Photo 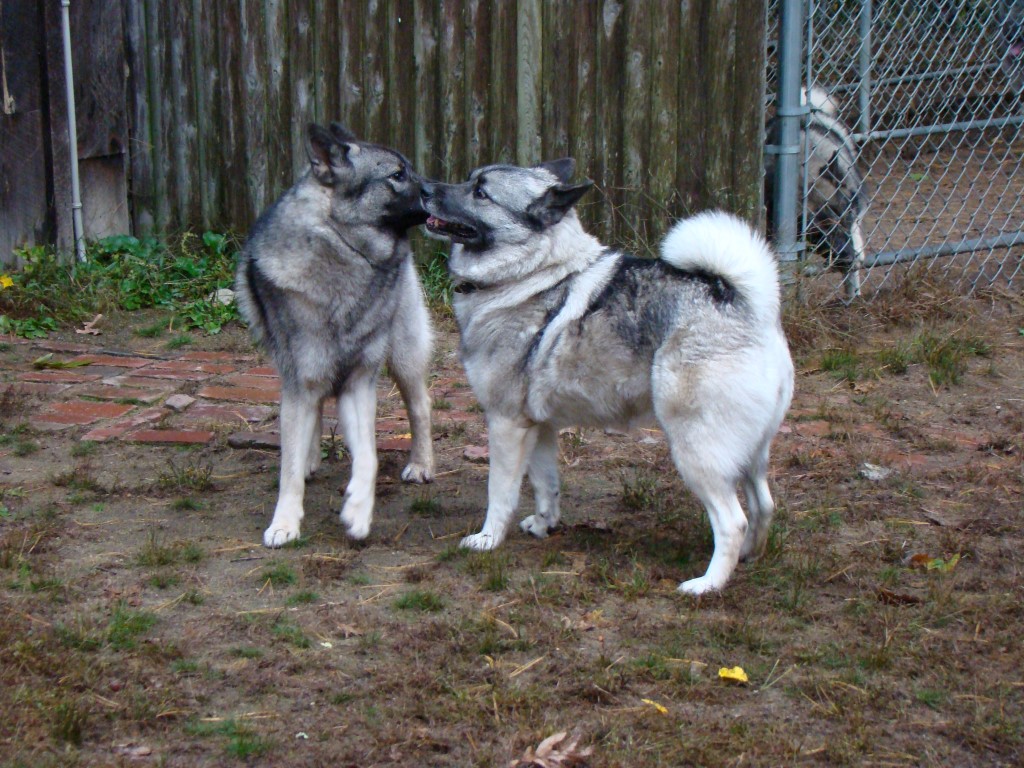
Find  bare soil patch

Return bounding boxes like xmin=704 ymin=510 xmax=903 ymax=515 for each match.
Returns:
xmin=1 ymin=277 xmax=1021 ymax=767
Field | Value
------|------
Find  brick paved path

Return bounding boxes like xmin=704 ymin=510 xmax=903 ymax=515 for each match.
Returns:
xmin=1 ymin=335 xmax=484 ymax=456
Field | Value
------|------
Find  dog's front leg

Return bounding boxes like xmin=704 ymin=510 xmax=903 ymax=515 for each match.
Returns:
xmin=462 ymin=417 xmax=538 ymax=551
xmin=521 ymin=423 xmax=561 ymax=537
xmin=264 ymin=390 xmax=319 ymax=547
xmin=337 ymin=373 xmax=379 ymax=540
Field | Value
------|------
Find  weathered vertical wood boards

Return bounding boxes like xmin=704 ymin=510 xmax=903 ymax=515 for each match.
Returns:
xmin=122 ymin=0 xmax=766 ymax=245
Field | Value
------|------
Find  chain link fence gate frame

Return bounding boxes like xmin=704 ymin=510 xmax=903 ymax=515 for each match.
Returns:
xmin=768 ymin=0 xmax=1024 ymax=301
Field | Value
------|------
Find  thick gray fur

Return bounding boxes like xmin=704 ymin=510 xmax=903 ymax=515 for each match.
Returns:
xmin=235 ymin=124 xmax=434 ymax=548
xmin=422 ymin=161 xmax=794 ymax=595
xmin=766 ymin=86 xmax=867 ymax=300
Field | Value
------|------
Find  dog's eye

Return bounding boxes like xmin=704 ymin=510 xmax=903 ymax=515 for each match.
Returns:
xmin=473 ymin=184 xmax=488 ymax=201
xmin=390 ymin=168 xmax=407 ymax=182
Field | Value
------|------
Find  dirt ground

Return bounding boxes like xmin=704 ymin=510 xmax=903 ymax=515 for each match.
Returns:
xmin=0 ymin=275 xmax=1022 ymax=767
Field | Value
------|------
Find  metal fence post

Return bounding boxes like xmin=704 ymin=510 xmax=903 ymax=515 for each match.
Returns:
xmin=858 ymin=0 xmax=872 ymax=135
xmin=770 ymin=0 xmax=806 ymax=295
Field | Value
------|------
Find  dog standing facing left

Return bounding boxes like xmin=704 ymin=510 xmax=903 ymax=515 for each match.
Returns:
xmin=235 ymin=123 xmax=434 ymax=548
xmin=422 ymin=160 xmax=794 ymax=595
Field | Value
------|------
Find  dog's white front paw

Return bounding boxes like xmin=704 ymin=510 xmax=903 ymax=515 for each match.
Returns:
xmin=460 ymin=532 xmax=500 ymax=551
xmin=677 ymin=576 xmax=723 ymax=596
xmin=264 ymin=523 xmax=301 ymax=548
xmin=519 ymin=515 xmax=552 ymax=538
xmin=340 ymin=499 xmax=372 ymax=540
xmin=401 ymin=461 xmax=434 ymax=484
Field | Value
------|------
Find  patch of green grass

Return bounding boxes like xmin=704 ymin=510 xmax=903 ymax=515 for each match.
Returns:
xmin=136 ymin=319 xmax=167 ymax=338
xmin=148 ymin=572 xmax=181 ymax=590
xmin=261 ymin=562 xmax=298 ymax=588
xmin=875 ymin=343 xmax=911 ymax=375
xmin=11 ymin=438 xmax=39 ymax=456
xmin=186 ymin=718 xmax=273 ymax=758
xmin=621 ymin=470 xmax=662 ymax=512
xmin=419 ymin=248 xmax=453 ymax=311
xmin=165 ymin=333 xmax=194 ymax=350
xmin=432 ymin=397 xmax=452 ymax=410
xmin=286 ymin=590 xmax=319 ymax=606
xmin=272 ymin=616 xmax=310 ymax=648
xmin=436 ymin=545 xmax=466 ymax=563
xmin=136 ymin=533 xmax=204 ymax=567
xmin=230 ymin=646 xmax=264 ymax=659
xmin=820 ymin=347 xmax=859 ymax=382
xmin=107 ymin=604 xmax=158 ymax=650
xmin=51 ymin=699 xmax=88 ymax=746
xmin=410 ymin=493 xmax=443 ymax=517
xmin=55 ymin=619 xmax=103 ymax=651
xmin=914 ymin=330 xmax=990 ymax=387
xmin=171 ymin=659 xmax=201 ymax=674
xmin=70 ymin=440 xmax=97 ymax=457
xmin=171 ymin=497 xmax=202 ymax=511
xmin=915 ymin=688 xmax=948 ymax=710
xmin=157 ymin=459 xmax=213 ymax=492
xmin=393 ymin=589 xmax=445 ymax=613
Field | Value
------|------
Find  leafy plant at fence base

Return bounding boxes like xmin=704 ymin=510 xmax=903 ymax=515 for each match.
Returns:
xmin=0 ymin=231 xmax=239 ymax=338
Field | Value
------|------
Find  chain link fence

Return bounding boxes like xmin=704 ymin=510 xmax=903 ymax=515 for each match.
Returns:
xmin=768 ymin=0 xmax=1024 ymax=300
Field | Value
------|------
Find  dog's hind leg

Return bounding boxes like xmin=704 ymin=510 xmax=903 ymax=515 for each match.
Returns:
xmin=521 ymin=423 xmax=561 ymax=538
xmin=462 ymin=416 xmax=539 ymax=551
xmin=389 ymin=264 xmax=435 ymax=484
xmin=676 ymin=476 xmax=748 ymax=596
xmin=740 ymin=443 xmax=776 ymax=562
xmin=264 ymin=390 xmax=319 ymax=547
xmin=337 ymin=372 xmax=379 ymax=540
xmin=305 ymin=397 xmax=325 ymax=479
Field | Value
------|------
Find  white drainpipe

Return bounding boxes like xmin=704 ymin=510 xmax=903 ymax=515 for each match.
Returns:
xmin=59 ymin=0 xmax=86 ymax=262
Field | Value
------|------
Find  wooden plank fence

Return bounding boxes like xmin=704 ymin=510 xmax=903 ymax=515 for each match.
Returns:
xmin=121 ymin=0 xmax=768 ymax=248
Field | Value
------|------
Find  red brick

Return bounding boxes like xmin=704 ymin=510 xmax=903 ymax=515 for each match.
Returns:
xmin=179 ymin=401 xmax=276 ymax=425
xmin=794 ymin=420 xmax=832 ymax=438
xmin=76 ymin=385 xmax=168 ymax=404
xmin=69 ymin=354 xmax=156 ymax=368
xmin=227 ymin=432 xmax=280 ymax=450
xmin=438 ymin=410 xmax=481 ymax=424
xmin=177 ymin=351 xmax=250 ymax=362
xmin=34 ymin=400 xmax=135 ymax=426
xmin=463 ymin=445 xmax=489 ymax=462
xmin=32 ymin=340 xmax=91 ymax=353
xmin=82 ymin=407 xmax=166 ymax=442
xmin=378 ymin=436 xmax=412 ymax=452
xmin=9 ymin=381 xmax=70 ymax=396
xmin=100 ymin=375 xmax=179 ymax=391
xmin=18 ymin=370 xmax=103 ymax=384
xmin=197 ymin=385 xmax=280 ymax=404
xmin=243 ymin=366 xmax=278 ymax=377
xmin=130 ymin=369 xmax=214 ymax=382
xmin=223 ymin=373 xmax=281 ymax=390
xmin=125 ymin=429 xmax=214 ymax=445
xmin=143 ymin=360 xmax=236 ymax=374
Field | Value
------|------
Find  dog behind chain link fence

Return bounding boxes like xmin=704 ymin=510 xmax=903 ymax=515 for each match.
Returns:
xmin=766 ymin=86 xmax=867 ymax=301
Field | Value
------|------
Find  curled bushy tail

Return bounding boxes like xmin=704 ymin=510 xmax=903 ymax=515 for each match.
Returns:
xmin=660 ymin=210 xmax=781 ymax=324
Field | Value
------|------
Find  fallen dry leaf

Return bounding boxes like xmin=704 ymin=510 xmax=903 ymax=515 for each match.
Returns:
xmin=510 ymin=731 xmax=593 ymax=768
xmin=75 ymin=313 xmax=103 ymax=335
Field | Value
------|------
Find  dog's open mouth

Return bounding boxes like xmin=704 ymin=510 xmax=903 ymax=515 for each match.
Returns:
xmin=426 ymin=215 xmax=479 ymax=243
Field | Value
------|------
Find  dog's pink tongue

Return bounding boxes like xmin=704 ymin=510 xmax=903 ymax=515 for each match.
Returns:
xmin=427 ymin=216 xmax=442 ymax=227
xmin=1012 ymin=42 xmax=1024 ymax=57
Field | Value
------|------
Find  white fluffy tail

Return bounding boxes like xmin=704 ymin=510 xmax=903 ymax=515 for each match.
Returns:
xmin=660 ymin=210 xmax=781 ymax=324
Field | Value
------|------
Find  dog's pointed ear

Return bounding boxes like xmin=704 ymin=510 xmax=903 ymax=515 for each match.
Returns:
xmin=535 ymin=158 xmax=576 ymax=184
xmin=329 ymin=123 xmax=356 ymax=143
xmin=528 ymin=180 xmax=594 ymax=227
xmin=306 ymin=123 xmax=350 ymax=185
